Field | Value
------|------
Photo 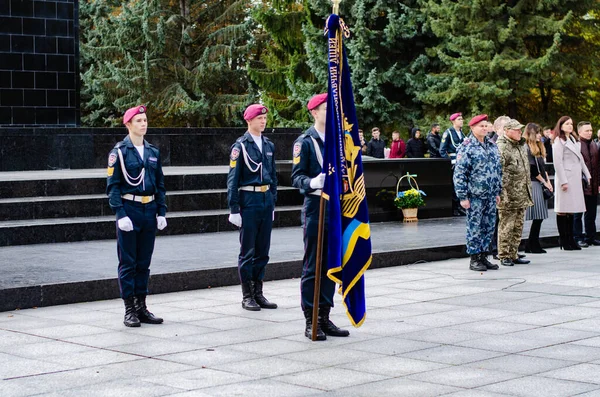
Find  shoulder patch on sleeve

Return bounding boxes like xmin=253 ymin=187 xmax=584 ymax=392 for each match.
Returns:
xmin=108 ymin=153 xmax=117 ymax=167
xmin=230 ymin=160 xmax=237 ymax=168
xmin=293 ymin=142 xmax=302 ymax=157
xmin=107 ymin=167 xmax=114 ymax=176
xmin=230 ymin=147 xmax=240 ymax=160
xmin=293 ymin=156 xmax=301 ymax=164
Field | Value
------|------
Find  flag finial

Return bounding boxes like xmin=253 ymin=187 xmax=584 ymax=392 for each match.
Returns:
xmin=332 ymin=0 xmax=341 ymax=14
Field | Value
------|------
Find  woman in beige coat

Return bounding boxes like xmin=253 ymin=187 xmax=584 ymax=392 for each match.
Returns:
xmin=552 ymin=116 xmax=591 ymax=250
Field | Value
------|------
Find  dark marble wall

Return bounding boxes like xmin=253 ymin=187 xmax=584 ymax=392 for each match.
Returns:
xmin=0 ymin=127 xmax=304 ymax=170
xmin=0 ymin=0 xmax=79 ymax=126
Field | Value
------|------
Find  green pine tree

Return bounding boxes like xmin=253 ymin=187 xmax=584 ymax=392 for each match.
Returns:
xmin=417 ymin=0 xmax=600 ymax=124
xmin=80 ymin=0 xmax=256 ymax=127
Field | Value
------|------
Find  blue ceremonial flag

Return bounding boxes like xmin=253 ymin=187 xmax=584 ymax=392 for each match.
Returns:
xmin=322 ymin=13 xmax=372 ymax=327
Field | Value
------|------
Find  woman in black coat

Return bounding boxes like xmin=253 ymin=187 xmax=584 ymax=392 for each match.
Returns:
xmin=406 ymin=127 xmax=425 ymax=158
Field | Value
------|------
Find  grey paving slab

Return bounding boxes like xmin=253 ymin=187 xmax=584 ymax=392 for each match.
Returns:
xmin=479 ymin=375 xmax=599 ymax=397
xmin=1 ymin=248 xmax=600 ymax=396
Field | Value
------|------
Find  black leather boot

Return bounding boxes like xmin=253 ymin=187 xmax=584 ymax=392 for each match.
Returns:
xmin=134 ymin=295 xmax=163 ymax=324
xmin=469 ymin=254 xmax=486 ymax=271
xmin=304 ymin=309 xmax=326 ymax=341
xmin=123 ymin=297 xmax=141 ymax=327
xmin=557 ymin=215 xmax=573 ymax=250
xmin=479 ymin=253 xmax=498 ymax=270
xmin=241 ymin=282 xmax=260 ymax=311
xmin=319 ymin=306 xmax=350 ymax=337
xmin=253 ymin=280 xmax=277 ymax=309
xmin=566 ymin=214 xmax=581 ymax=250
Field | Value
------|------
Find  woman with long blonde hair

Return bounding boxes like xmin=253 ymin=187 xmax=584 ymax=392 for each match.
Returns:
xmin=524 ymin=123 xmax=552 ymax=253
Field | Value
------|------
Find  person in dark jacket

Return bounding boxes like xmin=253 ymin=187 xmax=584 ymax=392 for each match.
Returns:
xmin=426 ymin=124 xmax=442 ymax=158
xmin=573 ymin=121 xmax=600 ymax=246
xmin=366 ymin=127 xmax=385 ymax=158
xmin=406 ymin=128 xmax=425 ymax=158
xmin=542 ymin=126 xmax=553 ymax=163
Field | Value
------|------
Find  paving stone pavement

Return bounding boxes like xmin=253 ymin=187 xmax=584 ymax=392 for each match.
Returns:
xmin=1 ymin=247 xmax=600 ymax=397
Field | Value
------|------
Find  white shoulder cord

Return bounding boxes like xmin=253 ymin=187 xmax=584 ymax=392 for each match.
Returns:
xmin=239 ymin=142 xmax=263 ymax=182
xmin=309 ymin=137 xmax=323 ymax=168
xmin=117 ymin=148 xmax=145 ymax=190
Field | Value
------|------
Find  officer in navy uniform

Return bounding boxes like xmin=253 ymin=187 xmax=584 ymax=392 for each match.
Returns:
xmin=291 ymin=93 xmax=350 ymax=341
xmin=440 ymin=112 xmax=466 ymax=216
xmin=453 ymin=114 xmax=502 ymax=272
xmin=106 ymin=105 xmax=167 ymax=327
xmin=227 ymin=104 xmax=278 ymax=311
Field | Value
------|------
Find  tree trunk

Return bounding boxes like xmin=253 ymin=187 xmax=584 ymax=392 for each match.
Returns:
xmin=539 ymin=80 xmax=549 ymax=121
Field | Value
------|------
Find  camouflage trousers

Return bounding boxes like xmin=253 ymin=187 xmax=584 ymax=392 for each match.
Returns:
xmin=465 ymin=196 xmax=496 ymax=255
xmin=498 ymin=207 xmax=526 ymax=260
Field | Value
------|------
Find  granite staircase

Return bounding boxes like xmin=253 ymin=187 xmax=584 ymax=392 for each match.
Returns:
xmin=0 ymin=165 xmax=304 ymax=246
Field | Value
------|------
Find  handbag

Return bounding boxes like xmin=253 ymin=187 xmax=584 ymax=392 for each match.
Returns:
xmin=535 ymin=157 xmax=554 ymax=201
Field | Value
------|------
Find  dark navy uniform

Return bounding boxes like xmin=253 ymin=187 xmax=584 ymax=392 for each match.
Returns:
xmin=291 ymin=127 xmax=335 ymax=310
xmin=106 ymin=136 xmax=167 ymax=299
xmin=440 ymin=127 xmax=465 ymax=161
xmin=227 ymin=132 xmax=277 ymax=284
xmin=454 ymin=135 xmax=502 ymax=255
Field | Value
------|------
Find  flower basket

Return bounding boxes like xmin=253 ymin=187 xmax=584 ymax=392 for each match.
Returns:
xmin=395 ymin=173 xmax=426 ymax=223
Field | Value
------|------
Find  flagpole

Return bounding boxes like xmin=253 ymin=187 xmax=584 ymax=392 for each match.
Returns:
xmin=310 ymin=0 xmax=343 ymax=342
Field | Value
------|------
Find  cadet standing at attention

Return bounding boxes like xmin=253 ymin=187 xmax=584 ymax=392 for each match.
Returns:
xmin=453 ymin=114 xmax=502 ymax=272
xmin=441 ymin=112 xmax=467 ymax=216
xmin=107 ymin=105 xmax=167 ymax=327
xmin=227 ymin=104 xmax=278 ymax=311
xmin=291 ymin=93 xmax=350 ymax=341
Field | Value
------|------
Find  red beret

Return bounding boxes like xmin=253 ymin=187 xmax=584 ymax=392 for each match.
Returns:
xmin=449 ymin=112 xmax=462 ymax=121
xmin=123 ymin=105 xmax=146 ymax=124
xmin=307 ymin=93 xmax=328 ymax=111
xmin=468 ymin=114 xmax=488 ymax=127
xmin=243 ymin=104 xmax=268 ymax=121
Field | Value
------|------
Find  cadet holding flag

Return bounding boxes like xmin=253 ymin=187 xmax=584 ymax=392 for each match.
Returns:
xmin=227 ymin=104 xmax=278 ymax=311
xmin=106 ymin=105 xmax=167 ymax=327
xmin=292 ymin=93 xmax=350 ymax=341
xmin=454 ymin=115 xmax=502 ymax=272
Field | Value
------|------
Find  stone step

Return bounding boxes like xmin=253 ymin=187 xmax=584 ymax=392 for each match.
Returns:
xmin=0 ymin=166 xmax=233 ymax=198
xmin=0 ymin=187 xmax=303 ymax=221
xmin=0 ymin=206 xmax=304 ymax=246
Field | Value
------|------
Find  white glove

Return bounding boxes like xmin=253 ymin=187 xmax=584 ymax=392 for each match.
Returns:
xmin=157 ymin=216 xmax=167 ymax=231
xmin=117 ymin=216 xmax=134 ymax=232
xmin=309 ymin=173 xmax=326 ymax=189
xmin=228 ymin=213 xmax=242 ymax=227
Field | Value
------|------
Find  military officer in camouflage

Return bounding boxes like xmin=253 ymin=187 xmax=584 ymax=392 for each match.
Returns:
xmin=454 ymin=114 xmax=502 ymax=271
xmin=496 ymin=119 xmax=534 ymax=267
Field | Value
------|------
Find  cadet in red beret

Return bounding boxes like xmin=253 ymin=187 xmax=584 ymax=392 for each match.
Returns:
xmin=107 ymin=105 xmax=167 ymax=327
xmin=441 ymin=112 xmax=466 ymax=216
xmin=291 ymin=93 xmax=350 ymax=341
xmin=453 ymin=113 xmax=503 ymax=271
xmin=227 ymin=104 xmax=278 ymax=311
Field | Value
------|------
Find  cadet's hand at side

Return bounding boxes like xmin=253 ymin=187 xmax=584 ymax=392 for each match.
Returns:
xmin=228 ymin=213 xmax=242 ymax=227
xmin=156 ymin=216 xmax=167 ymax=230
xmin=117 ymin=216 xmax=134 ymax=232
xmin=495 ymin=196 xmax=501 ymax=206
xmin=309 ymin=173 xmax=325 ymax=189
xmin=460 ymin=199 xmax=470 ymax=210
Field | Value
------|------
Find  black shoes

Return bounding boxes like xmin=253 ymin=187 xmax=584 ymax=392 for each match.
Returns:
xmin=479 ymin=253 xmax=498 ymax=270
xmin=588 ymin=239 xmax=600 ymax=246
xmin=304 ymin=309 xmax=326 ymax=341
xmin=513 ymin=257 xmax=530 ymax=265
xmin=470 ymin=254 xmax=487 ymax=271
xmin=134 ymin=295 xmax=163 ymax=324
xmin=123 ymin=297 xmax=141 ymax=327
xmin=253 ymin=281 xmax=278 ymax=309
xmin=501 ymin=258 xmax=514 ymax=267
xmin=241 ymin=282 xmax=261 ymax=311
xmin=319 ymin=306 xmax=350 ymax=337
xmin=577 ymin=240 xmax=589 ymax=248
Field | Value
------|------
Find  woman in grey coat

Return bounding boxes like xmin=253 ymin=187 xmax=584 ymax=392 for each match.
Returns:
xmin=552 ymin=116 xmax=591 ymax=250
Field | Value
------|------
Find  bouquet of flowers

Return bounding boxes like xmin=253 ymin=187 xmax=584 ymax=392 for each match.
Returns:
xmin=394 ymin=188 xmax=426 ymax=209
